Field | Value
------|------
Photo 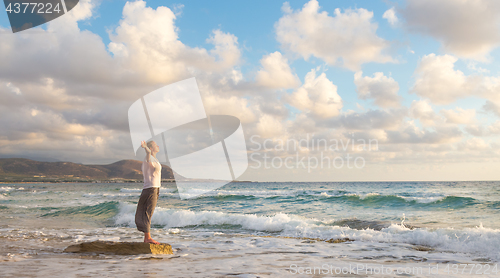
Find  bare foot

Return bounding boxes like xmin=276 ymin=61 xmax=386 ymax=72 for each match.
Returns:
xmin=144 ymin=238 xmax=160 ymax=245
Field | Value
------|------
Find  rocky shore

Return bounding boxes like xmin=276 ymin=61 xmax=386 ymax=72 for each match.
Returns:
xmin=64 ymin=241 xmax=173 ymax=255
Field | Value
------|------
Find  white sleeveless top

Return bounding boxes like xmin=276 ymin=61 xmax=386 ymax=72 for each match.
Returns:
xmin=142 ymin=156 xmax=161 ymax=189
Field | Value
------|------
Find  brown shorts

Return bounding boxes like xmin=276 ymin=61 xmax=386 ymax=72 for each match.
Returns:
xmin=135 ymin=187 xmax=160 ymax=233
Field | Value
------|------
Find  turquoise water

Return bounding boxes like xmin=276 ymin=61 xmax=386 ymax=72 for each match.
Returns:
xmin=0 ymin=181 xmax=499 ymax=276
xmin=3 ymin=181 xmax=496 ymax=228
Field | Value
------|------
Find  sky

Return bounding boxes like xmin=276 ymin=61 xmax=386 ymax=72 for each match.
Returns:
xmin=1 ymin=0 xmax=500 ymax=181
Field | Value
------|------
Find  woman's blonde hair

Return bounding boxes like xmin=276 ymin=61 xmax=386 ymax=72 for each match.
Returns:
xmin=147 ymin=141 xmax=155 ymax=149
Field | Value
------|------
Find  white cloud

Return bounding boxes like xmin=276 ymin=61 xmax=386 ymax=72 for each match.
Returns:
xmin=401 ymin=0 xmax=500 ymax=60
xmin=409 ymin=100 xmax=476 ymax=127
xmin=411 ymin=54 xmax=500 ymax=106
xmin=254 ymin=114 xmax=287 ymax=139
xmin=287 ymin=113 xmax=319 ymax=134
xmin=488 ymin=121 xmax=500 ymax=135
xmin=386 ymin=120 xmax=462 ymax=144
xmin=465 ymin=121 xmax=500 ymax=137
xmin=467 ymin=62 xmax=490 ymax=74
xmin=409 ymin=100 xmax=441 ymax=127
xmin=354 ymin=71 xmax=401 ymax=108
xmin=484 ymin=101 xmax=500 ymax=117
xmin=457 ymin=138 xmax=489 ymax=151
xmin=0 ymin=0 xmax=252 ymax=163
xmin=337 ymin=109 xmax=406 ymax=130
xmin=465 ymin=124 xmax=486 ymax=137
xmin=287 ymin=69 xmax=342 ymax=118
xmin=441 ymin=108 xmax=476 ymax=124
xmin=203 ymin=94 xmax=257 ymax=124
xmin=4 ymin=82 xmax=21 ymax=95
xmin=108 ymin=1 xmax=241 ymax=83
xmin=275 ymin=0 xmax=393 ymax=70
xmin=0 ymin=5 xmax=116 ymax=86
xmin=45 ymin=0 xmax=96 ymax=33
xmin=382 ymin=7 xmax=398 ymax=26
xmin=256 ymin=52 xmax=301 ymax=89
xmin=0 ymin=0 xmax=499 ymax=178
xmin=411 ymin=54 xmax=478 ymax=104
xmin=356 ymin=103 xmax=365 ymax=111
xmin=206 ymin=30 xmax=241 ymax=70
xmin=410 ymin=101 xmax=478 ymax=127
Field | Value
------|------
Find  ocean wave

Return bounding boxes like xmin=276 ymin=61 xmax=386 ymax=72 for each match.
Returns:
xmin=317 ymin=194 xmax=478 ymax=208
xmin=169 ymin=189 xmax=479 ymax=208
xmin=41 ymin=201 xmax=120 ymax=219
xmin=177 ymin=188 xmax=342 ymax=199
xmin=114 ymin=202 xmax=312 ymax=232
xmin=487 ymin=201 xmax=500 ymax=209
xmin=171 ymin=188 xmax=481 ymax=209
xmin=114 ymin=203 xmax=500 ymax=261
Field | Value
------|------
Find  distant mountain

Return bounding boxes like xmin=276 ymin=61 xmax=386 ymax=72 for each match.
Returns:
xmin=0 ymin=158 xmax=178 ymax=182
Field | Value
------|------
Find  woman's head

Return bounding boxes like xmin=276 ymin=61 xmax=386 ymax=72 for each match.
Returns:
xmin=147 ymin=141 xmax=159 ymax=154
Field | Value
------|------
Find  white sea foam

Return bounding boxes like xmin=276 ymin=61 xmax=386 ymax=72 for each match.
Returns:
xmin=361 ymin=192 xmax=380 ymax=198
xmin=113 ymin=203 xmax=500 ymax=261
xmin=328 ymin=192 xmax=450 ymax=203
xmin=179 ymin=189 xmax=350 ymax=199
xmin=83 ymin=192 xmax=137 ymax=198
xmin=398 ymin=195 xmax=446 ymax=203
xmin=85 ymin=190 xmax=177 ymax=199
xmin=209 ymin=189 xmax=302 ymax=198
xmin=73 ymin=234 xmax=121 ymax=242
xmin=0 ymin=186 xmax=15 ymax=192
xmin=120 ymin=188 xmax=177 ymax=194
xmin=119 ymin=188 xmax=142 ymax=193
xmin=114 ymin=202 xmax=312 ymax=232
xmin=31 ymin=190 xmax=49 ymax=194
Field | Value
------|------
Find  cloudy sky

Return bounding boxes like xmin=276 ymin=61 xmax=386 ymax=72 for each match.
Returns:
xmin=1 ymin=0 xmax=500 ymax=181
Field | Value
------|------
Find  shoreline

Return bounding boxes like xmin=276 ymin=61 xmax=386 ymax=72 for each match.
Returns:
xmin=0 ymin=179 xmax=254 ymax=184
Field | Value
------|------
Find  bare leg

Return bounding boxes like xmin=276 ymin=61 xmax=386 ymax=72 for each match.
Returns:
xmin=144 ymin=232 xmax=160 ymax=244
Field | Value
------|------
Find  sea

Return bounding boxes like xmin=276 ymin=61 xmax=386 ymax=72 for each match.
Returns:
xmin=0 ymin=181 xmax=499 ymax=277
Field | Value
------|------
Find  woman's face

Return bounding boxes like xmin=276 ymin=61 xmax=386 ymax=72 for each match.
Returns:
xmin=151 ymin=141 xmax=160 ymax=153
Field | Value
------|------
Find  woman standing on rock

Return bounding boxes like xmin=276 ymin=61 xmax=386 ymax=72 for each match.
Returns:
xmin=135 ymin=140 xmax=161 ymax=244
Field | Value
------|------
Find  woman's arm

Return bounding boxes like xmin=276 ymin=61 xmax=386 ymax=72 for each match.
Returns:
xmin=141 ymin=140 xmax=151 ymax=162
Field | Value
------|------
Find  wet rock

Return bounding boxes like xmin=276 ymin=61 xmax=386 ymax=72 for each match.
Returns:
xmin=412 ymin=245 xmax=434 ymax=252
xmin=325 ymin=238 xmax=354 ymax=243
xmin=64 ymin=241 xmax=173 ymax=255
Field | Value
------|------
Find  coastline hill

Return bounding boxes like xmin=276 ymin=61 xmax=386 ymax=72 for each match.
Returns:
xmin=0 ymin=158 xmax=177 ymax=182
